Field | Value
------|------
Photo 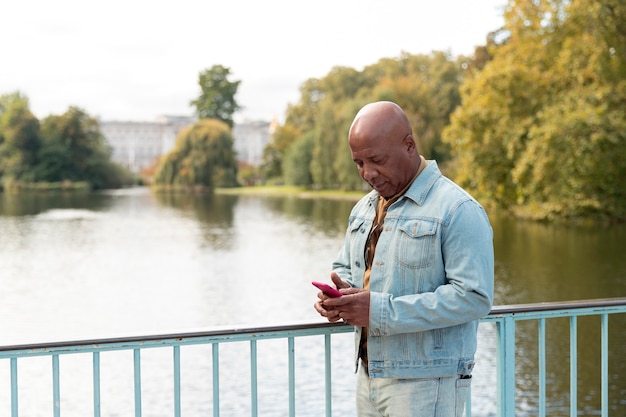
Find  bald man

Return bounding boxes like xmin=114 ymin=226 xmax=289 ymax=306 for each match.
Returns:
xmin=314 ymin=101 xmax=494 ymax=417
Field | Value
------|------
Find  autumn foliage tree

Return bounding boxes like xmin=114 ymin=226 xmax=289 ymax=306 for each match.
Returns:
xmin=443 ymin=0 xmax=626 ymax=221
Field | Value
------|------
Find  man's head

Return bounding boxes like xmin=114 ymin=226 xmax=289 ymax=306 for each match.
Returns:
xmin=348 ymin=101 xmax=420 ymax=199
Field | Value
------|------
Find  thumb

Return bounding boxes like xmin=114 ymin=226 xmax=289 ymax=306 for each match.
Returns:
xmin=331 ymin=272 xmax=350 ymax=289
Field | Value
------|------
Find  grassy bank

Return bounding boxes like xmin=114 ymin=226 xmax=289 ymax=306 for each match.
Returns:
xmin=1 ymin=180 xmax=92 ymax=192
xmin=216 ymin=185 xmax=366 ymax=202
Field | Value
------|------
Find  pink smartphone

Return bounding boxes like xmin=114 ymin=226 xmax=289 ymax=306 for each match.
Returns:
xmin=312 ymin=281 xmax=343 ymax=298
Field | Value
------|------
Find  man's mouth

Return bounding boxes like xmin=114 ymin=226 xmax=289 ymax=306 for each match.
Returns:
xmin=371 ymin=181 xmax=386 ymax=191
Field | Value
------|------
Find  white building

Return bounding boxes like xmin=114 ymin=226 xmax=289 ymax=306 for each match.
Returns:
xmin=232 ymin=119 xmax=276 ymax=166
xmin=100 ymin=116 xmax=195 ymax=173
xmin=100 ymin=116 xmax=275 ymax=173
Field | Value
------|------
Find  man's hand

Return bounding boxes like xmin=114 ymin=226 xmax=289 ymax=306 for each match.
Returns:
xmin=313 ymin=272 xmax=348 ymax=322
xmin=313 ymin=272 xmax=370 ymax=327
xmin=323 ymin=290 xmax=370 ymax=327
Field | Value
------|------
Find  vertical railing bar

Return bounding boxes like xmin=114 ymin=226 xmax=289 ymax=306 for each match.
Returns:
xmin=465 ymin=375 xmax=472 ymax=417
xmin=324 ymin=334 xmax=332 ymax=417
xmin=212 ymin=343 xmax=219 ymax=417
xmin=495 ymin=319 xmax=504 ymax=417
xmin=133 ymin=349 xmax=142 ymax=417
xmin=250 ymin=340 xmax=258 ymax=417
xmin=288 ymin=337 xmax=295 ymax=417
xmin=52 ymin=354 xmax=60 ymax=417
xmin=570 ymin=316 xmax=577 ymax=417
xmin=496 ymin=315 xmax=516 ymax=417
xmin=93 ymin=352 xmax=101 ymax=417
xmin=10 ymin=357 xmax=18 ymax=417
xmin=173 ymin=346 xmax=181 ymax=417
xmin=600 ymin=314 xmax=608 ymax=417
xmin=538 ymin=318 xmax=546 ymax=417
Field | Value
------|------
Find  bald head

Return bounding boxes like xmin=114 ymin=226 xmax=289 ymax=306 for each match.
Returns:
xmin=349 ymin=101 xmax=411 ymax=144
xmin=348 ymin=101 xmax=420 ymax=198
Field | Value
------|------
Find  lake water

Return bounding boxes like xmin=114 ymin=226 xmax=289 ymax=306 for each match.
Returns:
xmin=0 ymin=188 xmax=624 ymax=416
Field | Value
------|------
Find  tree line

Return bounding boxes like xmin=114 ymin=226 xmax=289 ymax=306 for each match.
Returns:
xmin=261 ymin=0 xmax=625 ymax=222
xmin=0 ymin=93 xmax=134 ymax=190
xmin=2 ymin=0 xmax=624 ymax=222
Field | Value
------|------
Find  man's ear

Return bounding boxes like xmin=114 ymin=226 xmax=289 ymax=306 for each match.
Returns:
xmin=404 ymin=134 xmax=417 ymax=153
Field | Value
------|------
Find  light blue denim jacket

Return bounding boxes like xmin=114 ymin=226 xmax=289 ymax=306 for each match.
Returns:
xmin=332 ymin=161 xmax=494 ymax=379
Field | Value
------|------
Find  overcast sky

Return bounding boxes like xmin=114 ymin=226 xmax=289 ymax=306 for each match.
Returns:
xmin=2 ymin=0 xmax=506 ymax=123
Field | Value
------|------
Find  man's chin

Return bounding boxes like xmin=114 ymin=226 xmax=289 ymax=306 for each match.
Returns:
xmin=372 ymin=184 xmax=391 ymax=198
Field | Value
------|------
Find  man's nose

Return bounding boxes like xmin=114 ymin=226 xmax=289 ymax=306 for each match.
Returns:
xmin=362 ymin=165 xmax=378 ymax=181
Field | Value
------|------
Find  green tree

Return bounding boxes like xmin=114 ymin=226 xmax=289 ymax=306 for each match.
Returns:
xmin=37 ymin=107 xmax=128 ymax=189
xmin=308 ymin=67 xmax=372 ymax=189
xmin=0 ymin=94 xmax=132 ymax=190
xmin=443 ymin=0 xmax=626 ymax=221
xmin=366 ymin=51 xmax=464 ymax=162
xmin=153 ymin=119 xmax=238 ymax=188
xmin=283 ymin=130 xmax=315 ymax=186
xmin=0 ymin=92 xmax=41 ymax=182
xmin=272 ymin=52 xmax=465 ymax=190
xmin=260 ymin=123 xmax=299 ymax=182
xmin=190 ymin=65 xmax=241 ymax=128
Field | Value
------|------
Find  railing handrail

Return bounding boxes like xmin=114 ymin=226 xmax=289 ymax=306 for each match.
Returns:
xmin=489 ymin=296 xmax=626 ymax=314
xmin=0 ymin=321 xmax=353 ymax=355
xmin=1 ymin=297 xmax=625 ymax=354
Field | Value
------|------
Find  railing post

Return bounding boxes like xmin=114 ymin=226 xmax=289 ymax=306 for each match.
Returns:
xmin=570 ymin=316 xmax=578 ymax=417
xmin=133 ymin=349 xmax=142 ymax=417
xmin=601 ymin=314 xmax=609 ymax=417
xmin=250 ymin=340 xmax=258 ymax=417
xmin=173 ymin=346 xmax=181 ymax=417
xmin=52 ymin=354 xmax=60 ymax=417
xmin=212 ymin=343 xmax=220 ymax=417
xmin=538 ymin=318 xmax=546 ymax=417
xmin=93 ymin=352 xmax=101 ymax=417
xmin=10 ymin=358 xmax=18 ymax=417
xmin=288 ymin=337 xmax=295 ymax=417
xmin=496 ymin=315 xmax=516 ymax=417
xmin=324 ymin=334 xmax=333 ymax=417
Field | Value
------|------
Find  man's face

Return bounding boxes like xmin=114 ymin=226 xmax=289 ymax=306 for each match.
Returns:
xmin=350 ymin=133 xmax=416 ymax=198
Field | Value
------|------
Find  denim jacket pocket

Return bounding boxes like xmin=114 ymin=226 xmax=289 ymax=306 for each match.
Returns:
xmin=395 ymin=219 xmax=438 ymax=269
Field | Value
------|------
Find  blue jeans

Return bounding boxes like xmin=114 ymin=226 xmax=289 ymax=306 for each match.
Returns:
xmin=356 ymin=365 xmax=470 ymax=417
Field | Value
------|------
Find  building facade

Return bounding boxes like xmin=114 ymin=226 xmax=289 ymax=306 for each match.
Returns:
xmin=232 ymin=119 xmax=275 ymax=166
xmin=100 ymin=116 xmax=195 ymax=173
xmin=100 ymin=116 xmax=274 ymax=174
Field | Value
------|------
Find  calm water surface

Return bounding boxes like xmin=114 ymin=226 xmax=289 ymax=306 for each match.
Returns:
xmin=0 ymin=188 xmax=624 ymax=416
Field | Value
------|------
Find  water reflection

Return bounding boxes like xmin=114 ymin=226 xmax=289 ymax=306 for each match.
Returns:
xmin=257 ymin=196 xmax=355 ymax=236
xmin=0 ymin=190 xmax=113 ymax=216
xmin=0 ymin=188 xmax=625 ymax=416
xmin=491 ymin=212 xmax=626 ymax=305
xmin=153 ymin=191 xmax=238 ymax=249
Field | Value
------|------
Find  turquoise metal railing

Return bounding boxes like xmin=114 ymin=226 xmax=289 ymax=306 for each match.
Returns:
xmin=482 ymin=297 xmax=626 ymax=417
xmin=1 ymin=298 xmax=625 ymax=417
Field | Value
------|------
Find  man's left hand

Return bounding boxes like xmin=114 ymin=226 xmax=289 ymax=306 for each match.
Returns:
xmin=323 ymin=290 xmax=370 ymax=327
